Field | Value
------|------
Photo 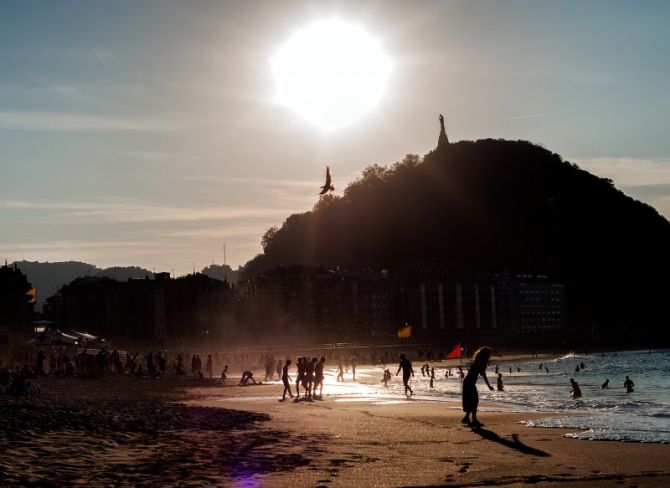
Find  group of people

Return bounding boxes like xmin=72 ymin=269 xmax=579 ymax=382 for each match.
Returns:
xmin=279 ymin=356 xmax=327 ymax=401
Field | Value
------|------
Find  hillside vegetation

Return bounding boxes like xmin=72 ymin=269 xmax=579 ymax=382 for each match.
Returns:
xmin=243 ymin=139 xmax=670 ymax=336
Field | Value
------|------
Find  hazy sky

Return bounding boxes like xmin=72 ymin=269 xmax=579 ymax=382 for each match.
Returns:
xmin=1 ymin=1 xmax=669 ymax=274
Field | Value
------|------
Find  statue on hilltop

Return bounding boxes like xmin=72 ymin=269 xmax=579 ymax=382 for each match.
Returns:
xmin=438 ymin=114 xmax=449 ymax=147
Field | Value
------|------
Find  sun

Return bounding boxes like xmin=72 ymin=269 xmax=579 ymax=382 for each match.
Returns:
xmin=272 ymin=20 xmax=392 ymax=131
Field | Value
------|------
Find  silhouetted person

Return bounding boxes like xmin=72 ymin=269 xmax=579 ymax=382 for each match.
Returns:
xmin=497 ymin=373 xmax=504 ymax=391
xmin=281 ymin=360 xmax=293 ymax=400
xmin=437 ymin=114 xmax=449 ymax=147
xmin=545 ymin=367 xmax=549 ymax=373
xmin=461 ymin=347 xmax=494 ymax=428
xmin=601 ymin=379 xmax=609 ymax=389
xmin=336 ymin=361 xmax=344 ymax=382
xmin=296 ymin=357 xmax=305 ymax=397
xmin=382 ymin=368 xmax=391 ymax=387
xmin=624 ymin=376 xmax=634 ymax=392
xmin=396 ymin=353 xmax=415 ymax=397
xmin=319 ymin=166 xmax=334 ymax=195
xmin=239 ymin=370 xmax=257 ymax=385
xmin=570 ymin=378 xmax=582 ymax=399
xmin=220 ymin=364 xmax=229 ymax=383
xmin=314 ymin=357 xmax=326 ymax=398
xmin=206 ymin=354 xmax=212 ymax=379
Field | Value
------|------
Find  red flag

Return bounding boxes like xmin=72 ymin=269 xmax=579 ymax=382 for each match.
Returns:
xmin=446 ymin=344 xmax=462 ymax=360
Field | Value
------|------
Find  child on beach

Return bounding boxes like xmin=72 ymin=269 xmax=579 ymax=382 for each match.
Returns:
xmin=461 ymin=346 xmax=494 ymax=428
xmin=382 ymin=368 xmax=391 ymax=387
xmin=220 ymin=365 xmax=229 ymax=384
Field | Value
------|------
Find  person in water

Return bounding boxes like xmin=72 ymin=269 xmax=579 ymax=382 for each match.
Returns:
xmin=570 ymin=378 xmax=582 ymax=399
xmin=496 ymin=373 xmax=504 ymax=391
xmin=624 ymin=376 xmax=634 ymax=392
xmin=601 ymin=379 xmax=609 ymax=389
xmin=396 ymin=353 xmax=415 ymax=397
xmin=461 ymin=346 xmax=494 ymax=428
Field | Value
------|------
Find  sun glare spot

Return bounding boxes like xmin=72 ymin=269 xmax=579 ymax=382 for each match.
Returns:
xmin=272 ymin=20 xmax=392 ymax=131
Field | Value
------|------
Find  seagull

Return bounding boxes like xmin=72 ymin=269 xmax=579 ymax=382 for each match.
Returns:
xmin=319 ymin=166 xmax=335 ymax=195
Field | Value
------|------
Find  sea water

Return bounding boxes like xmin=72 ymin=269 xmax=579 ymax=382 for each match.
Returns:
xmin=346 ymin=349 xmax=670 ymax=443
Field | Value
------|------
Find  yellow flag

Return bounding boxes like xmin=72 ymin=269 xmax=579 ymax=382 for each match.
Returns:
xmin=25 ymin=287 xmax=37 ymax=304
xmin=397 ymin=324 xmax=412 ymax=339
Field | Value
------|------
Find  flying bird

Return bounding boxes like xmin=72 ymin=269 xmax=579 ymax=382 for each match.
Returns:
xmin=319 ymin=166 xmax=335 ymax=195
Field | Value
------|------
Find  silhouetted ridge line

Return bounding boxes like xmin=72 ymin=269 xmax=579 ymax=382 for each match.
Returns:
xmin=243 ymin=138 xmax=670 ymax=340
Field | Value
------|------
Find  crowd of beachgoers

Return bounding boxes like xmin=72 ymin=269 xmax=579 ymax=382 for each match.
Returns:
xmin=0 ymin=344 xmax=461 ymax=397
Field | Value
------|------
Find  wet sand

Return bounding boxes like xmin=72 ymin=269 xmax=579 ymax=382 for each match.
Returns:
xmin=2 ymin=374 xmax=669 ymax=487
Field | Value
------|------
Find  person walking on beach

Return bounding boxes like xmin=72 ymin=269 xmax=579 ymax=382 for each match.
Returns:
xmin=295 ymin=357 xmax=305 ymax=398
xmin=314 ymin=356 xmax=326 ymax=399
xmin=281 ymin=359 xmax=293 ymax=400
xmin=396 ymin=353 xmax=415 ymax=397
xmin=206 ymin=354 xmax=213 ymax=379
xmin=336 ymin=361 xmax=344 ymax=382
xmin=570 ymin=378 xmax=582 ymax=399
xmin=624 ymin=376 xmax=634 ymax=393
xmin=461 ymin=346 xmax=494 ymax=428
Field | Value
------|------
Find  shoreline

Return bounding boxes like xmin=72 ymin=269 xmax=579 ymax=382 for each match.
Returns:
xmin=2 ymin=374 xmax=669 ymax=486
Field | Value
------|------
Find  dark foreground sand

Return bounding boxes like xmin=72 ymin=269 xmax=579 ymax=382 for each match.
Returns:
xmin=1 ymin=375 xmax=668 ymax=487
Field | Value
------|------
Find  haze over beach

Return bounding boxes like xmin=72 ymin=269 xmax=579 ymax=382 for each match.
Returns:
xmin=1 ymin=1 xmax=670 ymax=487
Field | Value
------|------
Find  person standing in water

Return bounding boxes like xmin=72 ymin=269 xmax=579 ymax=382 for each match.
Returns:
xmin=496 ymin=373 xmax=504 ymax=391
xmin=461 ymin=346 xmax=494 ymax=428
xmin=624 ymin=376 xmax=635 ymax=392
xmin=570 ymin=378 xmax=582 ymax=399
xmin=336 ymin=361 xmax=344 ymax=382
xmin=396 ymin=353 xmax=415 ymax=397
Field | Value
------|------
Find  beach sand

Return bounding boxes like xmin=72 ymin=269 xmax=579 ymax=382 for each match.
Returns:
xmin=1 ymin=374 xmax=668 ymax=487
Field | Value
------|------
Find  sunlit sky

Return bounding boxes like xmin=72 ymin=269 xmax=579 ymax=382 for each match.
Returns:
xmin=1 ymin=1 xmax=669 ymax=274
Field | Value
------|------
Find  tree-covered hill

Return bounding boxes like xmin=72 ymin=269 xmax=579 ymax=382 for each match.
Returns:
xmin=243 ymin=139 xmax=670 ymax=335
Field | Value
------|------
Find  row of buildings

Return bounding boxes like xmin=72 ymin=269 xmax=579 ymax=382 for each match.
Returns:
xmin=3 ymin=262 xmax=566 ymax=347
xmin=238 ymin=263 xmax=566 ymax=344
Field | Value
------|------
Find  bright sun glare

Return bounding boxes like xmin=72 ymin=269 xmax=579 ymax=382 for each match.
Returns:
xmin=272 ymin=20 xmax=392 ymax=131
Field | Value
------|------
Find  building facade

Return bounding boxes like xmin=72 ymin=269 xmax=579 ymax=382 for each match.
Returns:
xmin=0 ymin=264 xmax=34 ymax=345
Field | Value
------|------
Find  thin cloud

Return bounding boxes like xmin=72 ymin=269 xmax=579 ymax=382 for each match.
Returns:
xmin=0 ymin=110 xmax=189 ymax=132
xmin=574 ymin=157 xmax=670 ymax=187
xmin=505 ymin=113 xmax=548 ymax=120
xmin=0 ymin=199 xmax=303 ymax=224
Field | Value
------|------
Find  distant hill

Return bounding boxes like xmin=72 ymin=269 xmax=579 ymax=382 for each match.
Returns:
xmin=201 ymin=264 xmax=239 ymax=284
xmin=14 ymin=261 xmax=100 ymax=306
xmin=242 ymin=139 xmax=670 ymax=340
xmin=12 ymin=261 xmax=238 ymax=305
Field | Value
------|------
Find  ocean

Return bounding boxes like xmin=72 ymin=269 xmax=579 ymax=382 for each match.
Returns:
xmin=336 ymin=349 xmax=670 ymax=443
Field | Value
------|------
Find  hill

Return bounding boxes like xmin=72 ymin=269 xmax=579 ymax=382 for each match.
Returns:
xmin=13 ymin=261 xmax=239 ymax=306
xmin=243 ymin=139 xmax=670 ymax=339
xmin=12 ymin=261 xmax=154 ymax=306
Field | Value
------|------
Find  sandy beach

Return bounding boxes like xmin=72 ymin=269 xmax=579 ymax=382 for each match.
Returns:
xmin=1 ymin=370 xmax=669 ymax=487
